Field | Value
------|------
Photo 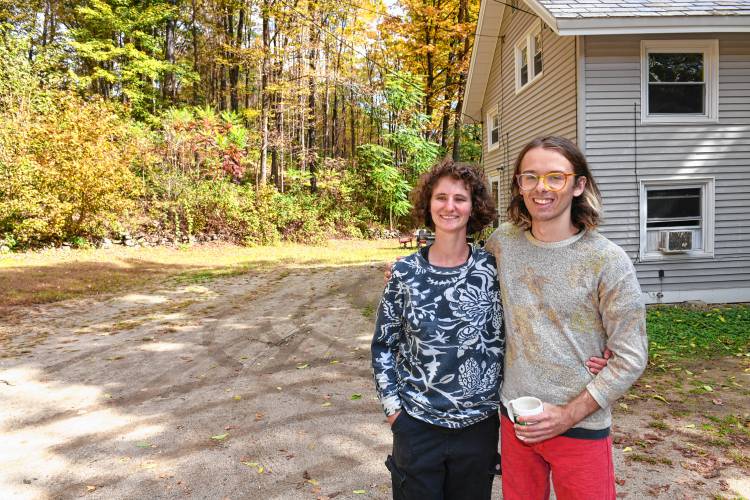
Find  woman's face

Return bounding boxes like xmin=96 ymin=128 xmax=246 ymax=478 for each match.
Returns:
xmin=430 ymin=176 xmax=472 ymax=236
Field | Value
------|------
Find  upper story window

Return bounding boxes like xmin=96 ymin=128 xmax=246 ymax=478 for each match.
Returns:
xmin=640 ymin=40 xmax=718 ymax=123
xmin=515 ymin=22 xmax=543 ymax=92
xmin=487 ymin=111 xmax=500 ymax=151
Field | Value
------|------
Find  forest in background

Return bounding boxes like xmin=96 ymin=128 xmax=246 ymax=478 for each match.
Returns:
xmin=0 ymin=0 xmax=485 ymax=249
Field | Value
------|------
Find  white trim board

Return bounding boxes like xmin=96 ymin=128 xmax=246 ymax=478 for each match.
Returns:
xmin=556 ymin=16 xmax=750 ymax=36
xmin=643 ymin=287 xmax=750 ymax=305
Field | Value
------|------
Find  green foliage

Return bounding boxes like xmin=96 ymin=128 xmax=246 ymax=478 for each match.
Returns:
xmin=356 ymin=73 xmax=440 ymax=228
xmin=357 ymin=144 xmax=411 ymax=228
xmin=647 ymin=305 xmax=750 ymax=361
xmin=457 ymin=124 xmax=483 ymax=163
xmin=0 ymin=39 xmax=144 ymax=246
xmin=69 ymin=0 xmax=197 ymax=120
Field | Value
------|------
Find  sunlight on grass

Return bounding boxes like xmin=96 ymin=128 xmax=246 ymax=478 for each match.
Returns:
xmin=0 ymin=240 xmax=413 ymax=308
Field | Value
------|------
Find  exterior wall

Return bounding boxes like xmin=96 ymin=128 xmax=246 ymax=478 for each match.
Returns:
xmin=583 ymin=33 xmax=750 ymax=303
xmin=481 ymin=3 xmax=578 ymax=219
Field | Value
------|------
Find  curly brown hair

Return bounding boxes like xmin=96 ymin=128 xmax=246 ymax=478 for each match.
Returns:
xmin=412 ymin=159 xmax=497 ymax=234
xmin=507 ymin=136 xmax=602 ymax=230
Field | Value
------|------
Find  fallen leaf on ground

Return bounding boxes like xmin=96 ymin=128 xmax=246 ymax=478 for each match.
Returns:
xmin=350 ymin=394 xmax=362 ymax=400
xmin=210 ymin=433 xmax=229 ymax=441
xmin=105 ymin=356 xmax=124 ymax=361
xmin=322 ymin=402 xmax=332 ymax=407
xmin=647 ymin=484 xmax=670 ymax=495
xmin=622 ymin=447 xmax=632 ymax=453
xmin=702 ymin=385 xmax=713 ymax=392
xmin=353 ymin=490 xmax=366 ymax=494
xmin=233 ymin=395 xmax=242 ymax=401
xmin=136 ymin=442 xmax=151 ymax=448
xmin=86 ymin=485 xmax=97 ymax=492
xmin=255 ymin=412 xmax=264 ymax=421
xmin=651 ymin=395 xmax=669 ymax=404
xmin=297 ymin=363 xmax=309 ymax=369
xmin=329 ymin=360 xmax=339 ymax=364
xmin=711 ymin=398 xmax=724 ymax=405
xmin=615 ymin=479 xmax=626 ymax=486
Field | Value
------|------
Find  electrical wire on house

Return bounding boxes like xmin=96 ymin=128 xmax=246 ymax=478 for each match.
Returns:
xmin=489 ymin=0 xmax=540 ymax=18
xmin=633 ymin=101 xmax=641 ymax=264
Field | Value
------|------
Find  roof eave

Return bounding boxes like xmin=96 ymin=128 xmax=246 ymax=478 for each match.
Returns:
xmin=556 ymin=15 xmax=750 ymax=35
xmin=462 ymin=0 xmax=506 ymax=122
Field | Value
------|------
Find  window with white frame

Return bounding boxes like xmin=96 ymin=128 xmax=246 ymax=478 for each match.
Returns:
xmin=487 ymin=111 xmax=500 ymax=151
xmin=515 ymin=22 xmax=543 ymax=92
xmin=641 ymin=40 xmax=718 ymax=123
xmin=639 ymin=178 xmax=715 ymax=260
xmin=489 ymin=177 xmax=500 ymax=227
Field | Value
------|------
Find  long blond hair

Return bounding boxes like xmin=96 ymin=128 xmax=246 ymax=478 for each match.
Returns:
xmin=507 ymin=136 xmax=602 ymax=230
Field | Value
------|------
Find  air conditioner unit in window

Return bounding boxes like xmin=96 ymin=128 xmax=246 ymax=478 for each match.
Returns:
xmin=658 ymin=230 xmax=693 ymax=253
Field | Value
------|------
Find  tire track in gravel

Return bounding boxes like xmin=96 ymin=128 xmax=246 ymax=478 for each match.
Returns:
xmin=1 ymin=262 xmax=394 ymax=499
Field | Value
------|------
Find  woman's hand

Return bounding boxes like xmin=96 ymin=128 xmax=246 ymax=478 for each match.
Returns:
xmin=586 ymin=348 xmax=612 ymax=375
xmin=387 ymin=411 xmax=402 ymax=426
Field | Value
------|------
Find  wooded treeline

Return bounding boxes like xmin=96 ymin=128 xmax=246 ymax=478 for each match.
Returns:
xmin=0 ymin=0 xmax=483 ymax=248
xmin=5 ymin=0 xmax=479 ymax=183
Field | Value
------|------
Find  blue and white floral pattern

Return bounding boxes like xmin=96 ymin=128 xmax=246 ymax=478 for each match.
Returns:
xmin=371 ymin=246 xmax=505 ymax=429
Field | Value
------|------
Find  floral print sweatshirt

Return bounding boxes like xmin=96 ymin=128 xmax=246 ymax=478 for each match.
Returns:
xmin=371 ymin=246 xmax=505 ymax=428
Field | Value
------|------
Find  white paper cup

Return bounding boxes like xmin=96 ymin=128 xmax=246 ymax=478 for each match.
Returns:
xmin=506 ymin=396 xmax=543 ymax=425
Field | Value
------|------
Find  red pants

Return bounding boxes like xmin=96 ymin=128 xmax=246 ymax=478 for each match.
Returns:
xmin=500 ymin=415 xmax=615 ymax=500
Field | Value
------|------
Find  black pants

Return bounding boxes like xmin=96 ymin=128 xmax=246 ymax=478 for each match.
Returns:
xmin=385 ymin=411 xmax=500 ymax=500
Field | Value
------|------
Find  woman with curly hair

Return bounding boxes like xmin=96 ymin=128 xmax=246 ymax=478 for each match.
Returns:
xmin=371 ymin=159 xmax=608 ymax=500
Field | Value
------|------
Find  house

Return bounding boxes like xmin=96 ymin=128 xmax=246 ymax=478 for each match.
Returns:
xmin=463 ymin=0 xmax=750 ymax=304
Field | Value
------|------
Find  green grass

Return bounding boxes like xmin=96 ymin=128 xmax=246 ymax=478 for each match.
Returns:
xmin=627 ymin=453 xmax=673 ymax=466
xmin=648 ymin=420 xmax=669 ymax=431
xmin=0 ymin=240 xmax=413 ymax=308
xmin=647 ymin=305 xmax=750 ymax=360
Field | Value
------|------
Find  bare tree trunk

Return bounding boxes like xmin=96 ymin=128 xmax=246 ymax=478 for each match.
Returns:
xmin=451 ymin=0 xmax=469 ymax=161
xmin=307 ymin=0 xmax=319 ymax=193
xmin=163 ymin=0 xmax=177 ymax=102
xmin=191 ymin=0 xmax=199 ymax=104
xmin=259 ymin=0 xmax=270 ymax=184
xmin=229 ymin=6 xmax=245 ymax=112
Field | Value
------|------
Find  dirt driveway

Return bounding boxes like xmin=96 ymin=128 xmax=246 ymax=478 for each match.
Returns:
xmin=1 ymin=263 xmax=748 ymax=499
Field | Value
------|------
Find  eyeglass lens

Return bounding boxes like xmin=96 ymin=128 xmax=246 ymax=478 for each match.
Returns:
xmin=518 ymin=173 xmax=568 ymax=191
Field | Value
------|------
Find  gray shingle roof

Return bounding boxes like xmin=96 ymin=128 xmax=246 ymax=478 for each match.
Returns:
xmin=536 ymin=0 xmax=750 ymax=19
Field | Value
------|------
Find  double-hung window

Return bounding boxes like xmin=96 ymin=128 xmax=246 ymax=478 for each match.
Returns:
xmin=639 ymin=178 xmax=715 ymax=260
xmin=487 ymin=111 xmax=500 ymax=151
xmin=640 ymin=40 xmax=718 ymax=123
xmin=515 ymin=22 xmax=543 ymax=92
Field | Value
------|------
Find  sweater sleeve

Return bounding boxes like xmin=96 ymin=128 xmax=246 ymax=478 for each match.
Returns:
xmin=371 ymin=272 xmax=406 ymax=416
xmin=586 ymin=250 xmax=649 ymax=409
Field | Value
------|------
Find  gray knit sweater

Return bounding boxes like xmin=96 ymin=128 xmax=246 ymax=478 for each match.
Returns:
xmin=485 ymin=223 xmax=648 ymax=431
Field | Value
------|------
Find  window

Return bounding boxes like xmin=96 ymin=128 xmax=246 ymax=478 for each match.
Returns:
xmin=515 ymin=22 xmax=543 ymax=92
xmin=489 ymin=177 xmax=500 ymax=227
xmin=641 ymin=40 xmax=718 ymax=123
xmin=487 ymin=111 xmax=500 ymax=151
xmin=639 ymin=178 xmax=715 ymax=260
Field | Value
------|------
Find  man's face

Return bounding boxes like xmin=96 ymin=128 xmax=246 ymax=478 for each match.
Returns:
xmin=518 ymin=147 xmax=586 ymax=227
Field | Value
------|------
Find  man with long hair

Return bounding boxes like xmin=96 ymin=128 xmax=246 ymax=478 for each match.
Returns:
xmin=486 ymin=136 xmax=648 ymax=499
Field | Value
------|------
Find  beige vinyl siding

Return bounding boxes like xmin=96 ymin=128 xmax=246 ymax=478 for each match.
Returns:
xmin=583 ymin=33 xmax=750 ymax=295
xmin=481 ymin=3 xmax=578 ymax=220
